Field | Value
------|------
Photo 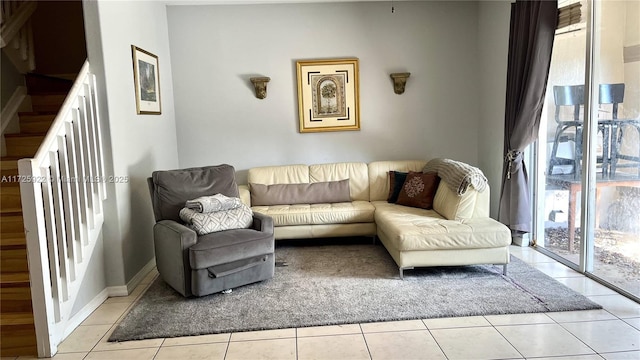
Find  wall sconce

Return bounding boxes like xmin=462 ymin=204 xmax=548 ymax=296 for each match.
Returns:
xmin=390 ymin=72 xmax=410 ymax=94
xmin=250 ymin=77 xmax=270 ymax=99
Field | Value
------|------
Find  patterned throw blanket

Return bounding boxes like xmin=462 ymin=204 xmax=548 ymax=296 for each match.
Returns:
xmin=181 ymin=195 xmax=253 ymax=235
xmin=185 ymin=194 xmax=243 ymax=213
xmin=422 ymin=158 xmax=488 ymax=195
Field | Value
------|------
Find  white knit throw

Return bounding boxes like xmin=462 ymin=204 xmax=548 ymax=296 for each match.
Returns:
xmin=180 ymin=204 xmax=253 ymax=235
xmin=185 ymin=194 xmax=242 ymax=213
xmin=422 ymin=158 xmax=488 ymax=195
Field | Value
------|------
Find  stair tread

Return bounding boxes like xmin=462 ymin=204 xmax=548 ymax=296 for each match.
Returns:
xmin=0 ymin=177 xmax=20 ymax=186
xmin=0 ymin=312 xmax=35 ymax=326
xmin=18 ymin=111 xmax=57 ymax=116
xmin=0 ymin=233 xmax=26 ymax=248
xmin=0 ymin=210 xmax=23 ymax=217
xmin=26 ymin=73 xmax=74 ymax=95
xmin=4 ymin=133 xmax=47 ymax=138
xmin=0 ymin=181 xmax=21 ymax=187
xmin=0 ymin=206 xmax=22 ymax=213
xmin=0 ymin=272 xmax=30 ymax=285
xmin=18 ymin=115 xmax=56 ymax=122
xmin=28 ymin=91 xmax=70 ymax=95
xmin=1 ymin=157 xmax=23 ymax=164
xmin=30 ymin=93 xmax=68 ymax=97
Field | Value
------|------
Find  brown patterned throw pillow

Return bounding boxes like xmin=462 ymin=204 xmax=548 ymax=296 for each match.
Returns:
xmin=396 ymin=172 xmax=440 ymax=209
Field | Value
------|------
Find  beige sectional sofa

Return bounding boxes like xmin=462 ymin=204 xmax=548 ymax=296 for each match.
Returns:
xmin=238 ymin=160 xmax=512 ymax=278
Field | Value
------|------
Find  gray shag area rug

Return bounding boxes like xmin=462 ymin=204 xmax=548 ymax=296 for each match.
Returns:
xmin=109 ymin=243 xmax=601 ymax=342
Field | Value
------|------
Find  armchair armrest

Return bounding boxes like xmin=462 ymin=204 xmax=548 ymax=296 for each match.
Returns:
xmin=153 ymin=220 xmax=198 ymax=297
xmin=251 ymin=212 xmax=273 ymax=234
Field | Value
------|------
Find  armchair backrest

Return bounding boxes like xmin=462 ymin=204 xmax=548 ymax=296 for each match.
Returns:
xmin=148 ymin=164 xmax=239 ymax=222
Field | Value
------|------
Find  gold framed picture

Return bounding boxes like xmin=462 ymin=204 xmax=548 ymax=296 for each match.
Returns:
xmin=296 ymin=58 xmax=360 ymax=133
xmin=131 ymin=45 xmax=161 ymax=115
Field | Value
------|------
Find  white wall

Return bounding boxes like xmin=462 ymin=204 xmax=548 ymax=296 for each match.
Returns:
xmin=83 ymin=0 xmax=179 ymax=287
xmin=167 ymin=1 xmax=482 ymax=184
xmin=477 ymin=0 xmax=511 ymax=218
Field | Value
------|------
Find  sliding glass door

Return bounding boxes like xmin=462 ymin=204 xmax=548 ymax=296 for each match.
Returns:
xmin=589 ymin=0 xmax=640 ymax=299
xmin=535 ymin=0 xmax=640 ymax=300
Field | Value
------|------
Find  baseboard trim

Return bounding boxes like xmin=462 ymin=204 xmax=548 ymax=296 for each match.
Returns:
xmin=512 ymin=232 xmax=531 ymax=247
xmin=61 ymin=288 xmax=109 ymax=339
xmin=108 ymin=258 xmax=156 ymax=297
xmin=624 ymin=44 xmax=640 ymax=63
xmin=107 ymin=285 xmax=129 ymax=297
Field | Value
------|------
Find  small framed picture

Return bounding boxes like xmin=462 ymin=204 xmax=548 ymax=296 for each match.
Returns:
xmin=296 ymin=58 xmax=360 ymax=133
xmin=131 ymin=45 xmax=161 ymax=115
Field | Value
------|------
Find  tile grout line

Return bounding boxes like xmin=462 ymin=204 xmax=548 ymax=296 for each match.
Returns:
xmin=81 ymin=273 xmax=161 ymax=357
xmin=537 ymin=312 xmax=600 ymax=358
xmin=294 ymin=328 xmax=298 ymax=360
xmin=421 ymin=319 xmax=450 ymax=360
xmin=151 ymin=346 xmax=161 ymax=359
xmin=222 ymin=335 xmax=231 ymax=360
xmin=554 ymin=319 xmax=609 ymax=358
xmin=484 ymin=316 xmax=526 ymax=360
xmin=358 ymin=324 xmax=373 ymax=360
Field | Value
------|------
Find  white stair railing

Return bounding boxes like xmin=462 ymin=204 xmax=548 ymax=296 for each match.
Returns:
xmin=18 ymin=60 xmax=107 ymax=358
xmin=0 ymin=0 xmax=37 ymax=73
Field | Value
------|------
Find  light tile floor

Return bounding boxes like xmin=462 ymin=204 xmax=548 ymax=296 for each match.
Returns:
xmin=7 ymin=245 xmax=640 ymax=360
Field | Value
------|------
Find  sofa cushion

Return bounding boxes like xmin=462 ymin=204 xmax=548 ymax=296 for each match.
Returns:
xmin=433 ymin=182 xmax=478 ymax=220
xmin=250 ymin=179 xmax=350 ymax=206
xmin=372 ymin=201 xmax=511 ymax=251
xmin=395 ymin=172 xmax=440 ymax=209
xmin=151 ymin=164 xmax=239 ymax=222
xmin=387 ymin=171 xmax=408 ymax=203
xmin=252 ymin=201 xmax=375 ymax=226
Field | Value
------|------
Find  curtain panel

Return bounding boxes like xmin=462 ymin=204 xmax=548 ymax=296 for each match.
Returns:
xmin=499 ymin=0 xmax=558 ymax=233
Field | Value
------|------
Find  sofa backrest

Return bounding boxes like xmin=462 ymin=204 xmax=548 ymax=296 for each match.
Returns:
xmin=368 ymin=160 xmax=490 ymax=220
xmin=433 ymin=182 xmax=490 ymax=220
xmin=247 ymin=162 xmax=369 ymax=202
xmin=309 ymin=162 xmax=369 ymax=201
xmin=246 ymin=160 xmax=491 ymax=219
xmin=247 ymin=164 xmax=309 ymax=185
xmin=368 ymin=160 xmax=426 ymax=201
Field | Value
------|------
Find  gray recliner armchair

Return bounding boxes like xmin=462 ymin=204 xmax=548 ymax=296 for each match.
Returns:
xmin=147 ymin=164 xmax=275 ymax=297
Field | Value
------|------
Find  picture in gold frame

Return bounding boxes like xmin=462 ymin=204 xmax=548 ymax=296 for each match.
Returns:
xmin=131 ymin=45 xmax=161 ymax=115
xmin=296 ymin=58 xmax=360 ymax=133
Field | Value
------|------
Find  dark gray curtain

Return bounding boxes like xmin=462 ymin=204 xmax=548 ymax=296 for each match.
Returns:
xmin=499 ymin=0 xmax=558 ymax=233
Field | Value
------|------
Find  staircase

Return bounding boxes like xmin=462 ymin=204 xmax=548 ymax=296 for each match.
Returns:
xmin=0 ymin=74 xmax=71 ymax=357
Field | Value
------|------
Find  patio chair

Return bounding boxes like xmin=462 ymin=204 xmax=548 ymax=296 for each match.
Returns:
xmin=547 ymin=84 xmax=585 ymax=177
xmin=604 ymin=83 xmax=640 ymax=177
